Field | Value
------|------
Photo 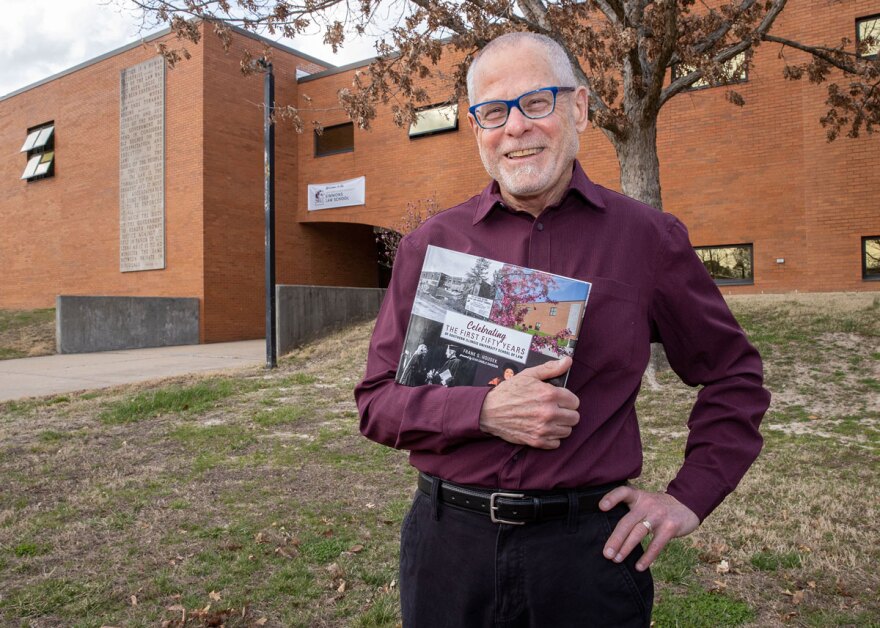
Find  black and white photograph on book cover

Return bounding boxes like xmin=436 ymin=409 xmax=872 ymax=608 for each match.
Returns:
xmin=396 ymin=245 xmax=592 ymax=389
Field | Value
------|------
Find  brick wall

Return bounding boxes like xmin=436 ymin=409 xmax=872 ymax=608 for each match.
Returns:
xmin=657 ymin=0 xmax=880 ymax=294
xmin=200 ymin=29 xmax=367 ymax=342
xmin=296 ymin=0 xmax=880 ymax=295
xmin=520 ymin=301 xmax=583 ymax=337
xmin=1 ymin=2 xmax=877 ymax=345
xmin=296 ymin=58 xmax=487 ymax=231
xmin=0 ymin=32 xmax=206 ymax=315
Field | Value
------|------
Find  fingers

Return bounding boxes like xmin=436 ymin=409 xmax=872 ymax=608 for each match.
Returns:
xmin=599 ymin=485 xmax=634 ymax=511
xmin=479 ymin=403 xmax=580 ymax=448
xmin=606 ymin=514 xmax=670 ymax=572
xmin=500 ymin=358 xmax=579 ymax=411
xmin=479 ymin=381 xmax=580 ymax=449
xmin=600 ymin=486 xmax=643 ymax=563
xmin=478 ymin=357 xmax=581 ymax=448
xmin=637 ymin=528 xmax=675 ymax=572
xmin=601 ymin=489 xmax=700 ymax=572
xmin=519 ymin=356 xmax=573 ymax=382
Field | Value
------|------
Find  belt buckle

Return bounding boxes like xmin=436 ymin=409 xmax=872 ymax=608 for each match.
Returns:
xmin=489 ymin=492 xmax=526 ymax=525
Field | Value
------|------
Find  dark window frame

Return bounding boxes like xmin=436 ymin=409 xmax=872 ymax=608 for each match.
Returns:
xmin=856 ymin=14 xmax=880 ymax=59
xmin=670 ymin=53 xmax=749 ymax=92
xmin=694 ymin=243 xmax=755 ymax=286
xmin=408 ymin=102 xmax=459 ymax=139
xmin=314 ymin=122 xmax=354 ymax=157
xmin=862 ymin=236 xmax=880 ymax=281
xmin=21 ymin=121 xmax=55 ymax=182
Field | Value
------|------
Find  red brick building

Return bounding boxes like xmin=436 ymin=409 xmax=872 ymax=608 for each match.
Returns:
xmin=520 ymin=301 xmax=585 ymax=338
xmin=2 ymin=3 xmax=878 ymax=343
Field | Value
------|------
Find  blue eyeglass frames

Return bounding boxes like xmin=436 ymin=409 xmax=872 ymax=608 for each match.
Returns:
xmin=468 ymin=86 xmax=576 ymax=129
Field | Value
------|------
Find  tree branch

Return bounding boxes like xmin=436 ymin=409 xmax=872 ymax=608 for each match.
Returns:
xmin=516 ymin=0 xmax=552 ymax=31
xmin=658 ymin=0 xmax=787 ymax=107
xmin=642 ymin=0 xmax=678 ymax=117
xmin=762 ymin=34 xmax=862 ymax=74
xmin=591 ymin=0 xmax=623 ymax=27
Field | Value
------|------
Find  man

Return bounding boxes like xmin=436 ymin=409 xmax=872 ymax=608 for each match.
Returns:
xmin=427 ymin=344 xmax=467 ymax=387
xmin=399 ymin=343 xmax=429 ymax=386
xmin=355 ymin=32 xmax=769 ymax=627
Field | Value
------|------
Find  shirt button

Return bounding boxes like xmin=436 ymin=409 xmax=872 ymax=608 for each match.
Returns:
xmin=536 ymin=222 xmax=544 ymax=231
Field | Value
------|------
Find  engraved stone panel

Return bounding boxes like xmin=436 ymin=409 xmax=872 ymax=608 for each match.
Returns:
xmin=120 ymin=57 xmax=165 ymax=272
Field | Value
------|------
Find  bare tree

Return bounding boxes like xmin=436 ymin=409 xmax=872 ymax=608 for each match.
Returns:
xmin=130 ymin=0 xmax=879 ymax=210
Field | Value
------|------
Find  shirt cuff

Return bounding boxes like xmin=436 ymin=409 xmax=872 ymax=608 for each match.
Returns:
xmin=442 ymin=385 xmax=494 ymax=441
xmin=665 ymin=466 xmax=730 ymax=523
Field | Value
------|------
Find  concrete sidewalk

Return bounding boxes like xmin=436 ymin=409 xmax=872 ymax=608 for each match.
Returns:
xmin=0 ymin=340 xmax=267 ymax=402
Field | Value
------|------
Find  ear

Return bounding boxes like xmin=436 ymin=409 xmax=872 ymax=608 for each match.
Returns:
xmin=573 ymin=86 xmax=589 ymax=133
xmin=467 ymin=112 xmax=481 ymax=139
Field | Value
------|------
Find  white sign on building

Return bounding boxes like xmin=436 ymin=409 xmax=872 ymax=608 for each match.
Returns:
xmin=307 ymin=176 xmax=366 ymax=211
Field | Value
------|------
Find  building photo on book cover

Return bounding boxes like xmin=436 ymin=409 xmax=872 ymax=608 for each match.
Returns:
xmin=396 ymin=245 xmax=592 ymax=389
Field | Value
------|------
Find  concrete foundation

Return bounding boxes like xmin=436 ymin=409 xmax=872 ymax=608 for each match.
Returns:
xmin=56 ymin=295 xmax=200 ymax=354
xmin=276 ymin=285 xmax=386 ymax=356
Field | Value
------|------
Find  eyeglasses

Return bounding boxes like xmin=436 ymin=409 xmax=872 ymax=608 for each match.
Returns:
xmin=469 ymin=86 xmax=576 ymax=129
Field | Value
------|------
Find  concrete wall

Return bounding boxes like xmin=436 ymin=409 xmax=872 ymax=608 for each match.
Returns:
xmin=276 ymin=285 xmax=385 ymax=355
xmin=56 ymin=296 xmax=199 ymax=353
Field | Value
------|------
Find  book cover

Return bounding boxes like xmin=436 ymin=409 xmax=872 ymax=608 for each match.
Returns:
xmin=396 ymin=245 xmax=592 ymax=388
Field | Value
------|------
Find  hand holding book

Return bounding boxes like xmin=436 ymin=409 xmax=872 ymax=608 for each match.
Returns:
xmin=478 ymin=357 xmax=581 ymax=449
xmin=395 ymin=246 xmax=592 ymax=390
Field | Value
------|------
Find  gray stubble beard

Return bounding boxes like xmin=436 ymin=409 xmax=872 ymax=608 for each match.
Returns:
xmin=478 ymin=127 xmax=580 ymax=197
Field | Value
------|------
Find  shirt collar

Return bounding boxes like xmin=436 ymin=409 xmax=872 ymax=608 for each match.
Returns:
xmin=471 ymin=160 xmax=607 ymax=225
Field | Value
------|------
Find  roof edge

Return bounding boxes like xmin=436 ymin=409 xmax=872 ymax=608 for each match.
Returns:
xmin=0 ymin=20 xmax=337 ymax=102
xmin=296 ymin=33 xmax=456 ymax=83
xmin=298 ymin=56 xmax=378 ymax=82
xmin=1 ymin=27 xmax=172 ymax=102
xmin=224 ymin=23 xmax=334 ymax=70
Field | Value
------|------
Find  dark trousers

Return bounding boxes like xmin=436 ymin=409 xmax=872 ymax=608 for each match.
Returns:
xmin=399 ymin=489 xmax=653 ymax=627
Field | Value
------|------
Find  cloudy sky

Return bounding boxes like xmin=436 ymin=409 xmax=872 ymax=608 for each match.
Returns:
xmin=0 ymin=0 xmax=380 ymax=97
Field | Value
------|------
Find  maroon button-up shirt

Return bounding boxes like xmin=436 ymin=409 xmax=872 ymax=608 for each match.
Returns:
xmin=355 ymin=162 xmax=769 ymax=521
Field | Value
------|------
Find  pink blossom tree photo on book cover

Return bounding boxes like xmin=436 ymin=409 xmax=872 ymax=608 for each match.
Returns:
xmin=489 ymin=266 xmax=574 ymax=358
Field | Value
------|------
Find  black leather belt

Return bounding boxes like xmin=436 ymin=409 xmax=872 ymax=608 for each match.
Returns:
xmin=417 ymin=472 xmax=623 ymax=525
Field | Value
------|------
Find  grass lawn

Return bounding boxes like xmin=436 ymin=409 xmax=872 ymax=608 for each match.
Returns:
xmin=0 ymin=294 xmax=878 ymax=626
xmin=0 ymin=308 xmax=55 ymax=360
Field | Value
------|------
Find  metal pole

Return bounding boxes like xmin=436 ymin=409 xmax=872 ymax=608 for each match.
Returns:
xmin=262 ymin=60 xmax=277 ymax=368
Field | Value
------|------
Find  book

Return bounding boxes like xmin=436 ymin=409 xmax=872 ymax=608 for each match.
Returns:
xmin=395 ymin=245 xmax=592 ymax=388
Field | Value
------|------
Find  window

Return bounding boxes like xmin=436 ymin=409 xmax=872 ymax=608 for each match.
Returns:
xmin=409 ymin=103 xmax=458 ymax=139
xmin=314 ymin=122 xmax=354 ymax=157
xmin=857 ymin=15 xmax=880 ymax=59
xmin=863 ymin=236 xmax=880 ymax=280
xmin=20 ymin=122 xmax=55 ymax=181
xmin=549 ymin=307 xmax=558 ymax=316
xmin=672 ymin=52 xmax=747 ymax=90
xmin=695 ymin=244 xmax=754 ymax=285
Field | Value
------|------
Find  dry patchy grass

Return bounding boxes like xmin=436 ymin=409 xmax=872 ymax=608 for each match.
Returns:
xmin=639 ymin=292 xmax=879 ymax=627
xmin=0 ymin=322 xmax=411 ymax=627
xmin=0 ymin=309 xmax=55 ymax=360
xmin=0 ymin=293 xmax=878 ymax=627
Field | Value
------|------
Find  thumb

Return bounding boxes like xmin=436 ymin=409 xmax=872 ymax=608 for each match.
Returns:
xmin=519 ymin=356 xmax=573 ymax=381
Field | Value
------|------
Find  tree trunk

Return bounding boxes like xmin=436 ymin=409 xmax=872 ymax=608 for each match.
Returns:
xmin=612 ymin=120 xmax=668 ymax=386
xmin=614 ymin=120 xmax=663 ymax=211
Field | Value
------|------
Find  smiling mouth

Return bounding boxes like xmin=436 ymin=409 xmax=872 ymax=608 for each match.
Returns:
xmin=505 ymin=147 xmax=543 ymax=159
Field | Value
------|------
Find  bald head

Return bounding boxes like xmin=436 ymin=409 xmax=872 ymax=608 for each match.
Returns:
xmin=466 ymin=33 xmax=579 ymax=104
